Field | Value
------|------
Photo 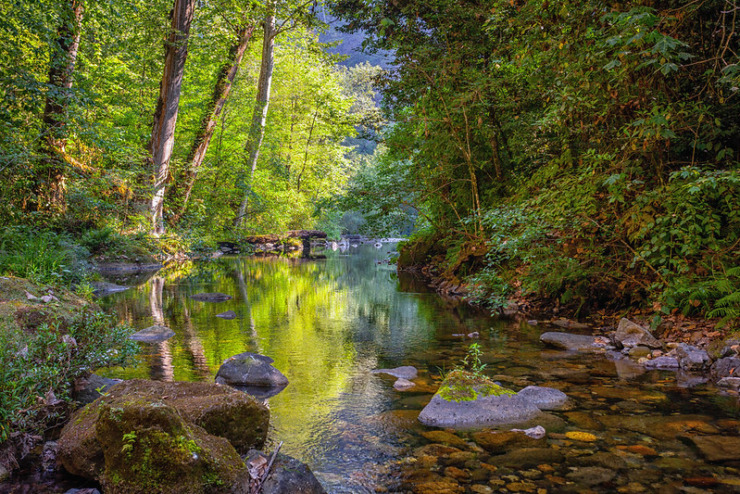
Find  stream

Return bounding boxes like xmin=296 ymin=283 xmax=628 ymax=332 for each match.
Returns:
xmin=9 ymin=243 xmax=740 ymax=493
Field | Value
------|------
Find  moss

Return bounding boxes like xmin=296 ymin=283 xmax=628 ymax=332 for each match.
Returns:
xmin=437 ymin=370 xmax=515 ymax=403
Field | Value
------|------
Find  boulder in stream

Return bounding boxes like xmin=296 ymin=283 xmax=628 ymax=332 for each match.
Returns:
xmin=418 ymin=370 xmax=541 ymax=428
xmin=216 ymin=352 xmax=289 ymax=389
xmin=190 ymin=292 xmax=232 ymax=302
xmin=614 ymin=318 xmax=662 ymax=349
xmin=710 ymin=356 xmax=740 ymax=379
xmin=59 ymin=379 xmax=269 ymax=482
xmin=675 ymin=343 xmax=712 ymax=371
xmin=516 ymin=386 xmax=568 ymax=410
xmin=540 ymin=332 xmax=611 ymax=353
xmin=372 ymin=366 xmax=418 ymax=380
xmin=246 ymin=450 xmax=326 ymax=494
xmin=129 ymin=324 xmax=175 ymax=343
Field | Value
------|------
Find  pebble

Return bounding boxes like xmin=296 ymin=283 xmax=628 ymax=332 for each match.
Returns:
xmin=565 ymin=431 xmax=598 ymax=442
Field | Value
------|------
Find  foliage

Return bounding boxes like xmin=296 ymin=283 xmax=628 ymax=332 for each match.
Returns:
xmin=0 ymin=311 xmax=137 ymax=442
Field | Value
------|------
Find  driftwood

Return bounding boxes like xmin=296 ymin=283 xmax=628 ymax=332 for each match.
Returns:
xmin=251 ymin=441 xmax=283 ymax=494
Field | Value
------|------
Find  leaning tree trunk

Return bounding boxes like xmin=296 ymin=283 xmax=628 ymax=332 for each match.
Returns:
xmin=170 ymin=25 xmax=255 ymax=225
xmin=149 ymin=0 xmax=196 ymax=236
xmin=31 ymin=0 xmax=84 ymax=213
xmin=235 ymin=7 xmax=276 ymax=229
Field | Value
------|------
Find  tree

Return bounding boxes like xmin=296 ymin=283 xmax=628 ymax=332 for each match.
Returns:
xmin=31 ymin=0 xmax=84 ymax=213
xmin=149 ymin=0 xmax=196 ymax=235
xmin=171 ymin=23 xmax=256 ymax=225
xmin=235 ymin=1 xmax=277 ymax=229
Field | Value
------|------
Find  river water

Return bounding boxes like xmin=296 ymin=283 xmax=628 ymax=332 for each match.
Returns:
xmin=92 ymin=244 xmax=740 ymax=492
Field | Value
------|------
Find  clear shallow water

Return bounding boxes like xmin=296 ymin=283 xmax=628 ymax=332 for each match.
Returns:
xmin=90 ymin=244 xmax=740 ymax=493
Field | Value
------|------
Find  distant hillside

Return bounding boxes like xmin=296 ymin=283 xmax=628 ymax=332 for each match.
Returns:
xmin=316 ymin=8 xmax=393 ymax=69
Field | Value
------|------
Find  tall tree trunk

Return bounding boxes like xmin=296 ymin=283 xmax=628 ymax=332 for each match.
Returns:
xmin=149 ymin=0 xmax=196 ymax=235
xmin=170 ymin=25 xmax=255 ymax=225
xmin=235 ymin=6 xmax=276 ymax=229
xmin=32 ymin=0 xmax=84 ymax=213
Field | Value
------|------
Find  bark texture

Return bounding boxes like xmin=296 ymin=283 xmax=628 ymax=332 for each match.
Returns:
xmin=170 ymin=25 xmax=255 ymax=225
xmin=235 ymin=7 xmax=276 ymax=229
xmin=32 ymin=0 xmax=84 ymax=213
xmin=149 ymin=0 xmax=196 ymax=235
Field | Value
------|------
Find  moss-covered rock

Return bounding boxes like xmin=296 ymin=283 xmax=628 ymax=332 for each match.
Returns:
xmin=59 ymin=379 xmax=269 ymax=485
xmin=436 ymin=370 xmax=515 ymax=402
xmin=96 ymin=402 xmax=248 ymax=494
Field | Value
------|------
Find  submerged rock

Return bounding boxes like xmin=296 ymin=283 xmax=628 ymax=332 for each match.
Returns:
xmin=216 ymin=310 xmax=237 ymax=320
xmin=644 ymin=356 xmax=680 ymax=370
xmin=59 ymin=379 xmax=269 ymax=482
xmin=540 ymin=332 xmax=610 ymax=352
xmin=246 ymin=450 xmax=326 ymax=494
xmin=566 ymin=466 xmax=616 ymax=486
xmin=393 ymin=378 xmax=416 ymax=390
xmin=372 ymin=366 xmax=418 ymax=380
xmin=129 ymin=324 xmax=175 ymax=343
xmin=418 ymin=370 xmax=540 ymax=428
xmin=614 ymin=318 xmax=661 ymax=349
xmin=216 ymin=352 xmax=289 ymax=389
xmin=190 ymin=292 xmax=232 ymax=302
xmin=684 ymin=435 xmax=740 ymax=462
xmin=516 ymin=386 xmax=568 ymax=410
xmin=471 ymin=430 xmax=545 ymax=453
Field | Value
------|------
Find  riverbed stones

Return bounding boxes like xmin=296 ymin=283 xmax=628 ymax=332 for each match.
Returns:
xmin=614 ymin=318 xmax=662 ymax=349
xmin=216 ymin=310 xmax=237 ymax=319
xmin=684 ymin=435 xmax=740 ymax=462
xmin=190 ymin=292 xmax=232 ymax=302
xmin=644 ymin=356 xmax=680 ymax=370
xmin=516 ymin=386 xmax=568 ymax=410
xmin=246 ymin=450 xmax=326 ymax=494
xmin=58 ymin=379 xmax=269 ymax=481
xmin=711 ymin=356 xmax=740 ymax=378
xmin=539 ymin=332 xmax=609 ymax=352
xmin=129 ymin=324 xmax=175 ymax=343
xmin=471 ymin=430 xmax=545 ymax=453
xmin=675 ymin=343 xmax=712 ymax=371
xmin=566 ymin=466 xmax=615 ymax=486
xmin=372 ymin=366 xmax=418 ymax=380
xmin=394 ymin=378 xmax=416 ymax=390
xmin=216 ymin=352 xmax=289 ymax=389
xmin=489 ymin=448 xmax=564 ymax=468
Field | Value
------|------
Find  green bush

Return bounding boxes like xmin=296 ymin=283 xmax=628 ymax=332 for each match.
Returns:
xmin=0 ymin=312 xmax=138 ymax=442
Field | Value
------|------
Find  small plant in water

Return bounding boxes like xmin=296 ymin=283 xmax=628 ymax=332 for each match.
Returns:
xmin=462 ymin=343 xmax=486 ymax=376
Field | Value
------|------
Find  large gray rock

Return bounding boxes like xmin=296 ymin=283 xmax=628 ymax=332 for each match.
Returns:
xmin=675 ymin=343 xmax=712 ymax=371
xmin=540 ymin=332 xmax=609 ymax=352
xmin=371 ymin=366 xmax=418 ymax=380
xmin=517 ymin=386 xmax=568 ymax=410
xmin=418 ymin=392 xmax=541 ymax=428
xmin=216 ymin=352 xmax=289 ymax=388
xmin=190 ymin=292 xmax=232 ymax=302
xmin=711 ymin=356 xmax=740 ymax=379
xmin=129 ymin=324 xmax=175 ymax=343
xmin=246 ymin=450 xmax=326 ymax=494
xmin=614 ymin=318 xmax=662 ymax=349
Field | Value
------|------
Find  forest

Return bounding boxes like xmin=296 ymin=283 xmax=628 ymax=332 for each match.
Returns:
xmin=1 ymin=0 xmax=740 ymax=489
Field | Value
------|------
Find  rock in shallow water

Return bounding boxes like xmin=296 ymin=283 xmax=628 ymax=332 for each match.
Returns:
xmin=216 ymin=352 xmax=289 ymax=389
xmin=246 ymin=450 xmax=326 ymax=494
xmin=190 ymin=292 xmax=232 ymax=302
xmin=419 ymin=392 xmax=541 ymax=428
xmin=129 ymin=324 xmax=175 ymax=343
xmin=684 ymin=435 xmax=740 ymax=462
xmin=614 ymin=318 xmax=662 ymax=349
xmin=516 ymin=386 xmax=568 ymax=410
xmin=372 ymin=365 xmax=418 ymax=380
xmin=644 ymin=356 xmax=679 ymax=370
xmin=216 ymin=310 xmax=237 ymax=319
xmin=540 ymin=332 xmax=610 ymax=352
xmin=394 ymin=378 xmax=416 ymax=390
xmin=675 ymin=343 xmax=712 ymax=371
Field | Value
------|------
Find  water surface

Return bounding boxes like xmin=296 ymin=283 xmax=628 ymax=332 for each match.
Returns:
xmin=99 ymin=244 xmax=740 ymax=493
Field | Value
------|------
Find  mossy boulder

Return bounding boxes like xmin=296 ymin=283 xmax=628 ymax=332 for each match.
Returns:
xmin=418 ymin=371 xmax=541 ymax=428
xmin=59 ymin=380 xmax=269 ymax=484
xmin=96 ymin=402 xmax=249 ymax=493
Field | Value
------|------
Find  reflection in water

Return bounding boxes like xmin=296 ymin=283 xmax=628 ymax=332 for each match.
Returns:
xmin=100 ymin=245 xmax=740 ymax=493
